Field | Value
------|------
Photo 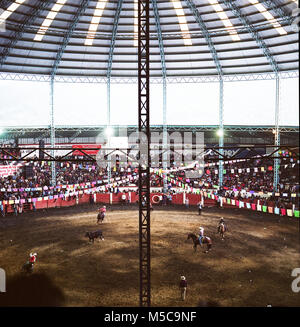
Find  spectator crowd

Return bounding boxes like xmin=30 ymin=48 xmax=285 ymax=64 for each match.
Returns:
xmin=0 ymin=143 xmax=298 ymax=213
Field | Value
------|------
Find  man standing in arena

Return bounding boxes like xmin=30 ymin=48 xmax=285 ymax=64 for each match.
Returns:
xmin=197 ymin=201 xmax=202 ymax=215
xmin=185 ymin=197 xmax=189 ymax=208
xmin=0 ymin=202 xmax=5 ymax=217
xmin=179 ymin=276 xmax=188 ymax=301
xmin=168 ymin=193 xmax=173 ymax=205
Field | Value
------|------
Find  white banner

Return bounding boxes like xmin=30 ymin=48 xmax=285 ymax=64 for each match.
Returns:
xmin=0 ymin=165 xmax=21 ymax=177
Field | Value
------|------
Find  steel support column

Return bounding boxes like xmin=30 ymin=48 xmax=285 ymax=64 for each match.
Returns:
xmin=106 ymin=0 xmax=123 ymax=185
xmin=219 ymin=79 xmax=224 ymax=188
xmin=138 ymin=0 xmax=151 ymax=307
xmin=274 ymin=74 xmax=281 ymax=191
xmin=162 ymin=78 xmax=167 ymax=193
xmin=152 ymin=0 xmax=168 ymax=193
xmin=224 ymin=0 xmax=281 ymax=191
xmin=50 ymin=77 xmax=56 ymax=186
xmin=185 ymin=0 xmax=224 ymax=187
xmin=106 ymin=80 xmax=111 ymax=184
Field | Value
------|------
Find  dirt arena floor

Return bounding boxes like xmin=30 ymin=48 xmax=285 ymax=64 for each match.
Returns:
xmin=0 ymin=204 xmax=299 ymax=307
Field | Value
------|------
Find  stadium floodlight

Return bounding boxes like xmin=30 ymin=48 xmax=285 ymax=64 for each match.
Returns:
xmin=105 ymin=126 xmax=113 ymax=137
xmin=216 ymin=129 xmax=224 ymax=137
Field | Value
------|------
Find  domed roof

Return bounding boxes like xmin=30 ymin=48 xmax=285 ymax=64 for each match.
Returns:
xmin=0 ymin=0 xmax=298 ymax=79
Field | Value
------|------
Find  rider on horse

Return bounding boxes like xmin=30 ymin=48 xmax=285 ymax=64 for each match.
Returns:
xmin=22 ymin=252 xmax=37 ymax=273
xmin=29 ymin=252 xmax=37 ymax=264
xmin=198 ymin=227 xmax=204 ymax=246
xmin=28 ymin=252 xmax=37 ymax=270
xmin=218 ymin=217 xmax=226 ymax=228
xmin=98 ymin=205 xmax=106 ymax=217
xmin=217 ymin=217 xmax=227 ymax=234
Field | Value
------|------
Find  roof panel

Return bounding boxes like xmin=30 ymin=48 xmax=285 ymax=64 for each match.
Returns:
xmin=0 ymin=0 xmax=298 ymax=78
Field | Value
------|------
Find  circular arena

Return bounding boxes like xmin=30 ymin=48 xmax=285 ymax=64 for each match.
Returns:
xmin=0 ymin=0 xmax=299 ymax=307
xmin=0 ymin=204 xmax=299 ymax=307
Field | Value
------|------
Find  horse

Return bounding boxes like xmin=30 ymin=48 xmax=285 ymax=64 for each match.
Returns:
xmin=217 ymin=222 xmax=227 ymax=239
xmin=85 ymin=230 xmax=104 ymax=243
xmin=187 ymin=233 xmax=212 ymax=253
xmin=22 ymin=261 xmax=34 ymax=273
xmin=97 ymin=212 xmax=105 ymax=224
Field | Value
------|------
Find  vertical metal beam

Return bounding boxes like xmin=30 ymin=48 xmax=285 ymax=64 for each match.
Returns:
xmin=223 ymin=1 xmax=284 ymax=191
xmin=152 ymin=0 xmax=168 ymax=193
xmin=50 ymin=77 xmax=56 ymax=186
xmin=106 ymin=80 xmax=112 ymax=184
xmin=274 ymin=74 xmax=280 ymax=190
xmin=106 ymin=0 xmax=123 ymax=184
xmin=138 ymin=0 xmax=151 ymax=307
xmin=162 ymin=78 xmax=168 ymax=192
xmin=219 ymin=79 xmax=224 ymax=188
xmin=48 ymin=0 xmax=89 ymax=186
xmin=185 ymin=0 xmax=225 ymax=187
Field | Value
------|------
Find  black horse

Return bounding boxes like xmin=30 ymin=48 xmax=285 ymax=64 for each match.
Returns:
xmin=22 ymin=261 xmax=34 ymax=273
xmin=187 ymin=233 xmax=212 ymax=253
xmin=85 ymin=230 xmax=104 ymax=243
xmin=97 ymin=212 xmax=105 ymax=224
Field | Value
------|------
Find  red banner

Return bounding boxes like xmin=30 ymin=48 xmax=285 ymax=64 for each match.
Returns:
xmin=72 ymin=144 xmax=101 ymax=156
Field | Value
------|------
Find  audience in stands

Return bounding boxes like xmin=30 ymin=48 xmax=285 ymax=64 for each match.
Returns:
xmin=0 ymin=143 xmax=298 ymax=212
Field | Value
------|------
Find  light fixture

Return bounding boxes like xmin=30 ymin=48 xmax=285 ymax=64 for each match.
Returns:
xmin=105 ymin=126 xmax=113 ymax=137
xmin=217 ymin=129 xmax=224 ymax=137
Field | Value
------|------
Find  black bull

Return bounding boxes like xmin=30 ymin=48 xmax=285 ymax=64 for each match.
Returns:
xmin=85 ymin=230 xmax=104 ymax=243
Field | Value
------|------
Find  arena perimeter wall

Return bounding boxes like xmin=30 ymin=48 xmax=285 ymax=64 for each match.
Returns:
xmin=4 ymin=192 xmax=270 ymax=215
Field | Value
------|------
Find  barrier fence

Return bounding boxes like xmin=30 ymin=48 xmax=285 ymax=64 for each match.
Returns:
xmin=1 ymin=189 xmax=298 ymax=218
